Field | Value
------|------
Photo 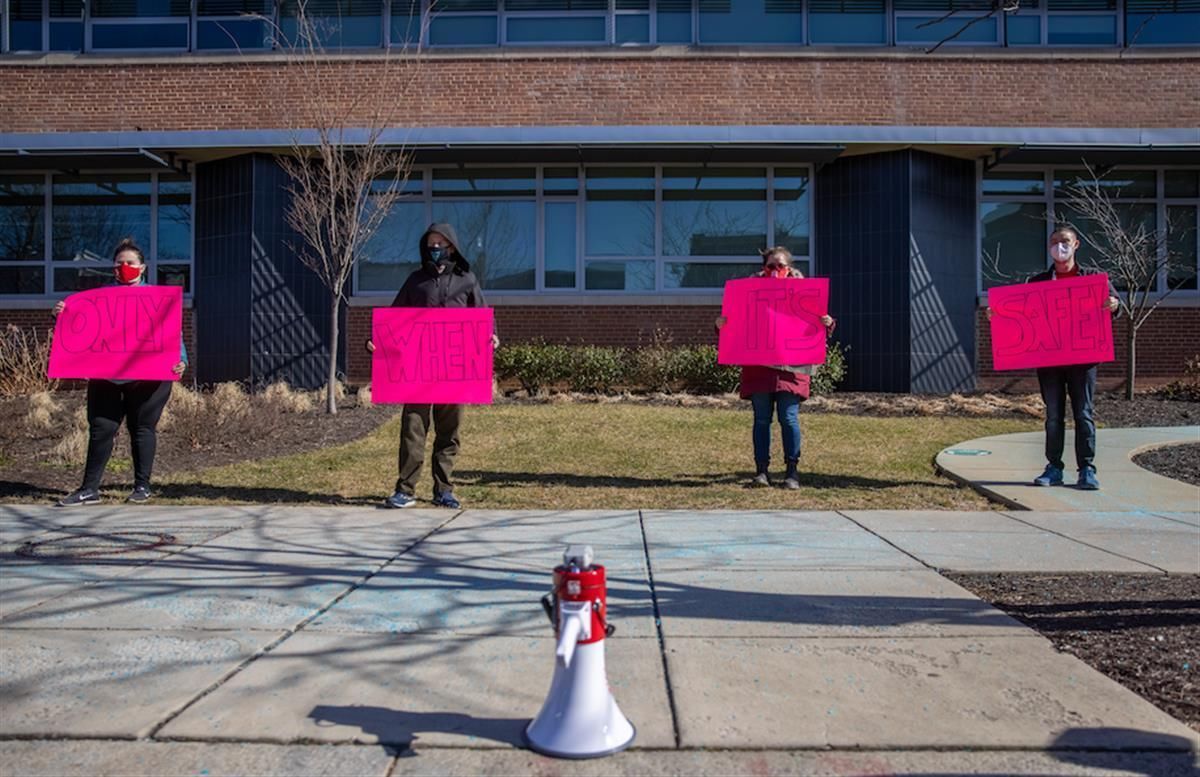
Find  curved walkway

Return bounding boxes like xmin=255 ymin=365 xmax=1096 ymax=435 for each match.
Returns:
xmin=937 ymin=425 xmax=1200 ymax=512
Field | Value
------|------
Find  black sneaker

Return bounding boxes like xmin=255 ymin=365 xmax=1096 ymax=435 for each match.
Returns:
xmin=126 ymin=485 xmax=153 ymax=504
xmin=432 ymin=491 xmax=461 ymax=509
xmin=58 ymin=488 xmax=101 ymax=507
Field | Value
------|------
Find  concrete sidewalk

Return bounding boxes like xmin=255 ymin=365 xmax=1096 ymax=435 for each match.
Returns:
xmin=937 ymin=426 xmax=1200 ymax=512
xmin=1 ymin=504 xmax=1197 ymax=776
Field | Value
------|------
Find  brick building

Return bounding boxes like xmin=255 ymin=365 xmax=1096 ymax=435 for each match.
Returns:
xmin=2 ymin=5 xmax=1197 ymax=392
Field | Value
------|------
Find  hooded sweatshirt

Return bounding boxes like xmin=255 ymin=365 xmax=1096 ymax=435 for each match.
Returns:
xmin=391 ymin=222 xmax=488 ymax=310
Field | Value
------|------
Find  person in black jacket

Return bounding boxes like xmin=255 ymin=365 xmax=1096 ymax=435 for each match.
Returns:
xmin=369 ymin=222 xmax=494 ymax=509
xmin=990 ymin=225 xmax=1119 ymax=491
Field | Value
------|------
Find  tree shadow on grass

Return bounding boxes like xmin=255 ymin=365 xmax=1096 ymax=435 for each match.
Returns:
xmin=152 ymin=482 xmax=386 ymax=507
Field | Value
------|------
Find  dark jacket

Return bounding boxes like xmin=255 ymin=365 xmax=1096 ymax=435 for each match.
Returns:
xmin=1027 ymin=264 xmax=1106 ymax=284
xmin=390 ymin=222 xmax=488 ymax=309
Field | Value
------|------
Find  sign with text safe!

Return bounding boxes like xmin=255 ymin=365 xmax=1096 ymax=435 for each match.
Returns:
xmin=718 ymin=277 xmax=829 ymax=366
xmin=48 ymin=285 xmax=183 ymax=381
xmin=371 ymin=308 xmax=494 ymax=404
xmin=987 ymin=274 xmax=1114 ymax=371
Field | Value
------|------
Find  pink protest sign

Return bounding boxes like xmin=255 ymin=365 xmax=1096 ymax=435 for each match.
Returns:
xmin=372 ymin=307 xmax=494 ymax=405
xmin=718 ymin=277 xmax=829 ymax=366
xmin=988 ymin=274 xmax=1114 ymax=371
xmin=48 ymin=285 xmax=183 ymax=381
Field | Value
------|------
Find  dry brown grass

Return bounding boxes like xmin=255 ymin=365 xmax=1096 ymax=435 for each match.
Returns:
xmin=24 ymin=391 xmax=62 ymax=432
xmin=261 ymin=381 xmax=316 ymax=414
xmin=0 ymin=325 xmax=58 ymax=398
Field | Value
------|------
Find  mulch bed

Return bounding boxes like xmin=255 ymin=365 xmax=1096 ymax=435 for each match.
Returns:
xmin=949 ymin=573 xmax=1200 ymax=733
xmin=1 ymin=390 xmax=396 ymax=501
xmin=1134 ymin=442 xmax=1200 ymax=487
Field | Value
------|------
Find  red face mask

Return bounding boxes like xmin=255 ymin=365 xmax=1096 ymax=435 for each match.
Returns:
xmin=766 ymin=265 xmax=790 ymax=279
xmin=115 ymin=263 xmax=143 ymax=284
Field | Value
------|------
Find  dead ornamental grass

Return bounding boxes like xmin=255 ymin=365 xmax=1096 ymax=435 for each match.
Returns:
xmin=24 ymin=391 xmax=62 ymax=432
xmin=261 ymin=381 xmax=316 ymax=414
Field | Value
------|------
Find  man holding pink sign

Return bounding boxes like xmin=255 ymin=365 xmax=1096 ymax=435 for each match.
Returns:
xmin=986 ymin=225 xmax=1119 ymax=491
xmin=50 ymin=238 xmax=187 ymax=507
xmin=366 ymin=223 xmax=496 ymax=510
xmin=716 ymin=247 xmax=835 ymax=490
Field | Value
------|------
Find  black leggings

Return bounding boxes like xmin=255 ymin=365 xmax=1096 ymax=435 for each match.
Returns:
xmin=81 ymin=380 xmax=172 ymax=491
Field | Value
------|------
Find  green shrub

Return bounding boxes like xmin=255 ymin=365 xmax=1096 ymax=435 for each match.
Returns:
xmin=810 ymin=340 xmax=850 ymax=396
xmin=568 ymin=346 xmax=627 ymax=393
xmin=676 ymin=345 xmax=740 ymax=394
xmin=494 ymin=341 xmax=570 ymax=396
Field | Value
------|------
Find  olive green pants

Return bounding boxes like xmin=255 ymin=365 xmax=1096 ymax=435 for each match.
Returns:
xmin=395 ymin=403 xmax=464 ymax=497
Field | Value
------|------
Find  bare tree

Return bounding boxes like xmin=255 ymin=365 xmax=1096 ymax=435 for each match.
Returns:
xmin=919 ymin=0 xmax=1021 ymax=54
xmin=267 ymin=1 xmax=421 ymax=413
xmin=1058 ymin=165 xmax=1197 ymax=399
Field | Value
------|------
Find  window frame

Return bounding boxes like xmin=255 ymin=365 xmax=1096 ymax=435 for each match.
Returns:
xmin=0 ymin=168 xmax=196 ymax=299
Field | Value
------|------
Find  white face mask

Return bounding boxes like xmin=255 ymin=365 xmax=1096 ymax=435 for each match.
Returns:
xmin=1051 ymin=242 xmax=1074 ymax=262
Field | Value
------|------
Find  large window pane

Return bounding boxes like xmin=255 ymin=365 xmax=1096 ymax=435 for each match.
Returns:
xmin=1047 ymin=14 xmax=1116 ymax=43
xmin=982 ymin=171 xmax=1046 ymax=196
xmin=52 ymin=175 xmax=151 ymax=264
xmin=585 ymin=260 xmax=655 ymax=290
xmin=1167 ymin=205 xmax=1198 ymax=291
xmin=1165 ymin=170 xmax=1200 ymax=198
xmin=774 ymin=167 xmax=811 ymax=257
xmin=980 ymin=202 xmax=1048 ymax=288
xmin=809 ymin=0 xmax=886 ymax=43
xmin=429 ymin=15 xmax=498 ymax=45
xmin=545 ymin=202 xmax=577 ymax=289
xmin=9 ymin=0 xmax=44 ymax=50
xmin=432 ymin=200 xmax=536 ymax=290
xmin=92 ymin=22 xmax=189 ymax=49
xmin=198 ymin=0 xmax=272 ymax=48
xmin=157 ymin=175 xmax=192 ymax=264
xmin=1054 ymin=169 xmax=1157 ymax=198
xmin=543 ymin=167 xmax=579 ymax=195
xmin=656 ymin=0 xmax=692 ymax=41
xmin=896 ymin=14 xmax=998 ymax=43
xmin=663 ymin=167 xmax=765 ymax=257
xmin=1006 ymin=13 xmax=1041 ymax=43
xmin=54 ymin=267 xmax=118 ymax=292
xmin=1126 ymin=7 xmax=1200 ymax=45
xmin=507 ymin=16 xmax=606 ymax=42
xmin=585 ymin=167 xmax=654 ymax=257
xmin=433 ymin=168 xmax=535 ymax=197
xmin=664 ymin=261 xmax=759 ymax=289
xmin=0 ymin=176 xmax=45 ymax=262
xmin=0 ymin=267 xmax=45 ymax=295
xmin=280 ymin=0 xmax=383 ymax=47
xmin=157 ymin=264 xmax=191 ymax=290
xmin=359 ymin=200 xmax=426 ymax=291
xmin=698 ymin=0 xmax=803 ymax=43
xmin=1058 ymin=203 xmax=1157 ymax=290
xmin=615 ymin=13 xmax=650 ymax=42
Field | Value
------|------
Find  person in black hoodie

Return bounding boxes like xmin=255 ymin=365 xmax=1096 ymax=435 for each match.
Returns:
xmin=370 ymin=222 xmax=493 ymax=509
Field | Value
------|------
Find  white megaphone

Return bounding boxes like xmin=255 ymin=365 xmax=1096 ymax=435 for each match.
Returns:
xmin=524 ymin=545 xmax=636 ymax=759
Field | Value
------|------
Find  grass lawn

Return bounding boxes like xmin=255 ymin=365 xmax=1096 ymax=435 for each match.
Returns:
xmin=158 ymin=404 xmax=1038 ymax=510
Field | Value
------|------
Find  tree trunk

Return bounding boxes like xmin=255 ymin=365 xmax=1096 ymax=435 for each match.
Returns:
xmin=1125 ymin=320 xmax=1136 ymax=401
xmin=327 ymin=294 xmax=340 ymax=415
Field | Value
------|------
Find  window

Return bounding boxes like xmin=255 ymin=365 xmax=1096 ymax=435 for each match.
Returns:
xmin=1047 ymin=0 xmax=1117 ymax=44
xmin=0 ymin=172 xmax=194 ymax=296
xmin=49 ymin=0 xmax=84 ymax=50
xmin=894 ymin=0 xmax=999 ymax=44
xmin=698 ymin=0 xmax=803 ymax=43
xmin=809 ymin=0 xmax=887 ymax=43
xmin=90 ymin=0 xmax=191 ymax=50
xmin=1126 ymin=0 xmax=1200 ymax=45
xmin=351 ymin=164 xmax=813 ymax=295
xmin=979 ymin=166 xmax=1200 ymax=295
xmin=197 ymin=0 xmax=273 ymax=50
xmin=281 ymin=0 xmax=384 ymax=47
xmin=428 ymin=0 xmax=499 ymax=45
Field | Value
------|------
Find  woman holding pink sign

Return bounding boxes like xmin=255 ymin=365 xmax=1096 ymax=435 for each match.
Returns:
xmin=716 ymin=247 xmax=835 ymax=490
xmin=54 ymin=239 xmax=187 ymax=507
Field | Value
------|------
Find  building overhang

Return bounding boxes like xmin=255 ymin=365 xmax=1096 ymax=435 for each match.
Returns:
xmin=1 ymin=126 xmax=1196 ymax=172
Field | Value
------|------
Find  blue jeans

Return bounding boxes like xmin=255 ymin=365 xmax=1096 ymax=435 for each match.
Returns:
xmin=750 ymin=392 xmax=802 ymax=465
xmin=1037 ymin=365 xmax=1097 ymax=472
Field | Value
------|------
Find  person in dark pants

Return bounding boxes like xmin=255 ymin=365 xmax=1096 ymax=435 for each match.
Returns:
xmin=367 ymin=222 xmax=496 ymax=509
xmin=55 ymin=238 xmax=188 ymax=506
xmin=991 ymin=225 xmax=1119 ymax=491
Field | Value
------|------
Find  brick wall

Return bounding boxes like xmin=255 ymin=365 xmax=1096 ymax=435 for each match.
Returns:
xmin=0 ymin=307 xmax=197 ymax=384
xmin=3 ymin=53 xmax=1198 ymax=133
xmin=975 ymin=306 xmax=1199 ymax=391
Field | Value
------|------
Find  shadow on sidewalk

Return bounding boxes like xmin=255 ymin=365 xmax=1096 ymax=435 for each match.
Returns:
xmin=308 ymin=703 xmax=526 ymax=756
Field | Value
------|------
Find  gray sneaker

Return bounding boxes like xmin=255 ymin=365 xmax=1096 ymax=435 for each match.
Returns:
xmin=57 ymin=488 xmax=101 ymax=507
xmin=750 ymin=472 xmax=771 ymax=488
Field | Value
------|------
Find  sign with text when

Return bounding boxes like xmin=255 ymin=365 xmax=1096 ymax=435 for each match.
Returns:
xmin=371 ymin=307 xmax=494 ymax=404
xmin=48 ymin=285 xmax=182 ymax=381
xmin=988 ymin=274 xmax=1114 ymax=371
xmin=718 ymin=277 xmax=829 ymax=366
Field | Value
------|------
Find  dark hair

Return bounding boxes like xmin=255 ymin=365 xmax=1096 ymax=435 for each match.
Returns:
xmin=112 ymin=238 xmax=145 ymax=264
xmin=1050 ymin=224 xmax=1080 ymax=242
xmin=759 ymin=246 xmax=793 ymax=265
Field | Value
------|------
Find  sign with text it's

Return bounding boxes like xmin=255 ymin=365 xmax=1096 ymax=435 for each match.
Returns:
xmin=48 ymin=285 xmax=182 ymax=381
xmin=987 ymin=274 xmax=1114 ymax=371
xmin=371 ymin=307 xmax=494 ymax=404
xmin=718 ymin=277 xmax=829 ymax=366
